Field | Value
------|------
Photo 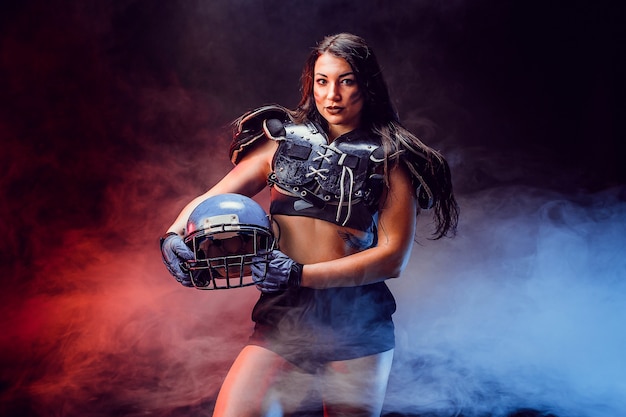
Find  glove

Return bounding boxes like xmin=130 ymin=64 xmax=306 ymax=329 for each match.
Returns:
xmin=160 ymin=232 xmax=195 ymax=287
xmin=251 ymin=249 xmax=303 ymax=294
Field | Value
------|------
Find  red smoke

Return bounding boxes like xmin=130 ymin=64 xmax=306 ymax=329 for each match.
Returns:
xmin=0 ymin=4 xmax=248 ymax=414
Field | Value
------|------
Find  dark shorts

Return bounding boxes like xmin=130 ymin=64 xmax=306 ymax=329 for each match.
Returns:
xmin=248 ymin=282 xmax=396 ymax=373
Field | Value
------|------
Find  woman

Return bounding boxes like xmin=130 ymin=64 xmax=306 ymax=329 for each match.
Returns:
xmin=160 ymin=33 xmax=458 ymax=417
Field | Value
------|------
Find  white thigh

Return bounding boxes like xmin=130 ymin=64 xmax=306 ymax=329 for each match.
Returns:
xmin=212 ymin=345 xmax=319 ymax=417
xmin=320 ymin=349 xmax=394 ymax=417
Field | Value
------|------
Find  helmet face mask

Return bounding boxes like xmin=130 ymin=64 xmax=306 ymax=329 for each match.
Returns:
xmin=183 ymin=194 xmax=274 ymax=289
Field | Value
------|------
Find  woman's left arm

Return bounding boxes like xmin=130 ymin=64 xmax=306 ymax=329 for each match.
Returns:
xmin=301 ymin=164 xmax=417 ymax=289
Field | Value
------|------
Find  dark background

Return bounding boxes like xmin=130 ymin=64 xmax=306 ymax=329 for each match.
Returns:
xmin=1 ymin=1 xmax=624 ymax=416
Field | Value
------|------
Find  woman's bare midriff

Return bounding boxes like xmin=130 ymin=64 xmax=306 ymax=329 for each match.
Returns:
xmin=271 ymin=214 xmax=375 ymax=265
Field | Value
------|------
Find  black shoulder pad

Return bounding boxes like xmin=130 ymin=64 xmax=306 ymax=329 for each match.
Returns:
xmin=229 ymin=104 xmax=294 ymax=164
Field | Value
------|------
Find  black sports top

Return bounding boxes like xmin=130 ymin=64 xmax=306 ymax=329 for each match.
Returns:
xmin=269 ymin=188 xmax=379 ymax=233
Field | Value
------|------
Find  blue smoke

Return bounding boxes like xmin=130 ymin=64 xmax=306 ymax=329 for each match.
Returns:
xmin=386 ymin=184 xmax=626 ymax=417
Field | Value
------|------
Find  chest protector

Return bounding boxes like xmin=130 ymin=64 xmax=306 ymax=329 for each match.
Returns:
xmin=264 ymin=119 xmax=385 ymax=229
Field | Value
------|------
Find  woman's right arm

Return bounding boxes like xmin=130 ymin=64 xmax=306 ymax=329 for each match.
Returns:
xmin=165 ymin=139 xmax=277 ymax=236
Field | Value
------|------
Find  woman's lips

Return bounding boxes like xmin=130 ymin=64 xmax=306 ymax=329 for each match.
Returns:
xmin=325 ymin=106 xmax=343 ymax=115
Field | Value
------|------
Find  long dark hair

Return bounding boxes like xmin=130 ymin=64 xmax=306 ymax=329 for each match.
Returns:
xmin=294 ymin=33 xmax=459 ymax=238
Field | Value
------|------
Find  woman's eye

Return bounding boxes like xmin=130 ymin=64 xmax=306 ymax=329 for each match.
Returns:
xmin=341 ymin=78 xmax=356 ymax=86
xmin=316 ymin=78 xmax=327 ymax=85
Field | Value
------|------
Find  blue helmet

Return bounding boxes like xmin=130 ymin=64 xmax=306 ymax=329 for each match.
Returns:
xmin=184 ymin=193 xmax=274 ymax=289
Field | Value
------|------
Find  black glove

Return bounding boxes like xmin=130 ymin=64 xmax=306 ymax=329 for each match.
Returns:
xmin=251 ymin=249 xmax=303 ymax=293
xmin=160 ymin=232 xmax=195 ymax=287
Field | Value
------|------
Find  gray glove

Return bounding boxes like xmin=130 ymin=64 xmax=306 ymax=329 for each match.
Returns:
xmin=160 ymin=232 xmax=195 ymax=287
xmin=251 ymin=249 xmax=303 ymax=293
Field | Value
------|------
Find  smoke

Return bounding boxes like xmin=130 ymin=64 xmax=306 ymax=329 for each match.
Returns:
xmin=387 ymin=183 xmax=626 ymax=417
xmin=1 ymin=0 xmax=624 ymax=416
xmin=0 ymin=107 xmax=254 ymax=416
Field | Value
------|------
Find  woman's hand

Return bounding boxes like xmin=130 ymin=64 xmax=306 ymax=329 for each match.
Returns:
xmin=251 ymin=249 xmax=303 ymax=293
xmin=160 ymin=232 xmax=195 ymax=287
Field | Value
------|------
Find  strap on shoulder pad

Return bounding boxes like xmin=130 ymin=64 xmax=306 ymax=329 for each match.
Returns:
xmin=229 ymin=104 xmax=294 ymax=165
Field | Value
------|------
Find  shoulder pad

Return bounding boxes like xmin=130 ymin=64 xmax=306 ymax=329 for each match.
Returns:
xmin=229 ymin=104 xmax=294 ymax=165
xmin=271 ymin=124 xmax=385 ymax=209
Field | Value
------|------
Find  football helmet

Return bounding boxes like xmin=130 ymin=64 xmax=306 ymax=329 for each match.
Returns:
xmin=183 ymin=193 xmax=274 ymax=289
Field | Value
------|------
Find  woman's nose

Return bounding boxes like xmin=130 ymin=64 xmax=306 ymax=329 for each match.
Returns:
xmin=327 ymin=83 xmax=341 ymax=101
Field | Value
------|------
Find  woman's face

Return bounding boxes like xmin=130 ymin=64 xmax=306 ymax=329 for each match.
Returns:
xmin=313 ymin=52 xmax=364 ymax=139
